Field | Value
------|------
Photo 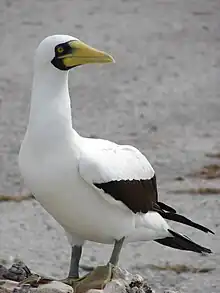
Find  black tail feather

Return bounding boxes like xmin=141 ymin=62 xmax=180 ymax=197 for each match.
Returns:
xmin=157 ymin=202 xmax=176 ymax=213
xmin=158 ymin=211 xmax=214 ymax=234
xmin=155 ymin=229 xmax=212 ymax=254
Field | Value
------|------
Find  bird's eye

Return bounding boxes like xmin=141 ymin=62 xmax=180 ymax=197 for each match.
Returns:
xmin=57 ymin=47 xmax=64 ymax=54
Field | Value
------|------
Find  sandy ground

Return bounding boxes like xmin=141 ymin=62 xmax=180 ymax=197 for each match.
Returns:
xmin=0 ymin=0 xmax=220 ymax=292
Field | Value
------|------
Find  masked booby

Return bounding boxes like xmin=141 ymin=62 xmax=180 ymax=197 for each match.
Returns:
xmin=19 ymin=35 xmax=214 ymax=291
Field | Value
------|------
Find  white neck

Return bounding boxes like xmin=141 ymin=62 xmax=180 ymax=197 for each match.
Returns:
xmin=27 ymin=65 xmax=76 ymax=145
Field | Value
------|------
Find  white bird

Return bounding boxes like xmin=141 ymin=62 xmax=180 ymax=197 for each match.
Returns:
xmin=19 ymin=35 xmax=213 ymax=291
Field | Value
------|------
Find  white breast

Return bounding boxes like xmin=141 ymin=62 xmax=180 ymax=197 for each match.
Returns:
xmin=19 ymin=137 xmax=137 ymax=244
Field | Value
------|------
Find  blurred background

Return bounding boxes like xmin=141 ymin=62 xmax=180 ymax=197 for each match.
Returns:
xmin=0 ymin=0 xmax=220 ymax=292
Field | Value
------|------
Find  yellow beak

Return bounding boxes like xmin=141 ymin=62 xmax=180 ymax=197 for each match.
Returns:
xmin=62 ymin=40 xmax=115 ymax=67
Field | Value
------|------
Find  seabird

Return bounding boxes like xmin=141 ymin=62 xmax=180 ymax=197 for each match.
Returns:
xmin=19 ymin=35 xmax=214 ymax=291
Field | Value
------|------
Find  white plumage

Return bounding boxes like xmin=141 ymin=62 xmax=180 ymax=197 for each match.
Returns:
xmin=19 ymin=36 xmax=212 ymax=286
xmin=79 ymin=140 xmax=155 ymax=183
xmin=19 ymin=35 xmax=171 ymax=247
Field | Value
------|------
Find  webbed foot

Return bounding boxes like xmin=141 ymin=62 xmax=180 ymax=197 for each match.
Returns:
xmin=62 ymin=263 xmax=113 ymax=293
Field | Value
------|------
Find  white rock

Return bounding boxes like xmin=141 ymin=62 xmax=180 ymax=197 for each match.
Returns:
xmin=37 ymin=281 xmax=73 ymax=293
xmin=0 ymin=279 xmax=73 ymax=293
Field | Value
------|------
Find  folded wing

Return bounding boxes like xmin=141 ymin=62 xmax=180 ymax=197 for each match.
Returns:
xmin=79 ymin=141 xmax=214 ymax=234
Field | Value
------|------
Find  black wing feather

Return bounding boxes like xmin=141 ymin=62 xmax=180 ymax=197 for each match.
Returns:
xmin=94 ymin=174 xmax=214 ymax=234
xmin=95 ymin=177 xmax=156 ymax=213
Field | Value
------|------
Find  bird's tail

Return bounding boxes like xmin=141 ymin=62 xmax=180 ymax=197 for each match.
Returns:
xmin=157 ymin=210 xmax=214 ymax=234
xmin=155 ymin=229 xmax=212 ymax=254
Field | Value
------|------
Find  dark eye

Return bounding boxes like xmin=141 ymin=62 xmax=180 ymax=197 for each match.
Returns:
xmin=57 ymin=46 xmax=64 ymax=54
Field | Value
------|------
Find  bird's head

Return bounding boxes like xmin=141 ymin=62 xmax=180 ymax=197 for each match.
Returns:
xmin=35 ymin=35 xmax=115 ymax=71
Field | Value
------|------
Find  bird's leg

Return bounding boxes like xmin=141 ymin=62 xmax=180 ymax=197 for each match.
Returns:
xmin=61 ymin=245 xmax=87 ymax=286
xmin=69 ymin=237 xmax=125 ymax=293
xmin=20 ymin=245 xmax=84 ymax=288
xmin=68 ymin=245 xmax=82 ymax=278
xmin=20 ymin=246 xmax=84 ymax=288
xmin=108 ymin=237 xmax=125 ymax=266
xmin=60 ymin=238 xmax=125 ymax=293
